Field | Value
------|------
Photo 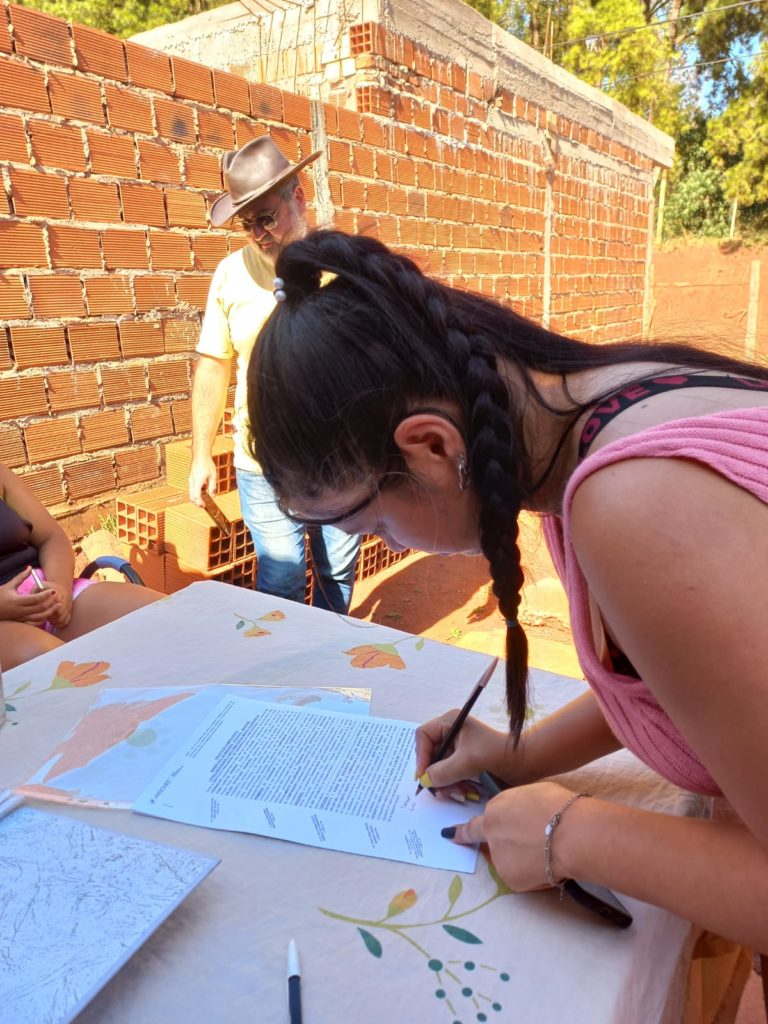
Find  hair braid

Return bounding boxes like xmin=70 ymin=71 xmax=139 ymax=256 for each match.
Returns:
xmin=320 ymin=243 xmax=534 ymax=740
xmin=254 ymin=230 xmax=768 ymax=742
xmin=442 ymin=312 xmax=531 ymax=741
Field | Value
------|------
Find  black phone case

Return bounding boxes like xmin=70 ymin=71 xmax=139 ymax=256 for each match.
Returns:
xmin=563 ymin=879 xmax=633 ymax=929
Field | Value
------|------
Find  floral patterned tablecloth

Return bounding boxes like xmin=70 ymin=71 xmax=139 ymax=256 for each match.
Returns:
xmin=1 ymin=581 xmax=704 ymax=1024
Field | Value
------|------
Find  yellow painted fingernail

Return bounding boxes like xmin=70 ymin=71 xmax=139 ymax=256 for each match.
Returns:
xmin=465 ymin=791 xmax=481 ymax=802
xmin=418 ymin=771 xmax=433 ymax=790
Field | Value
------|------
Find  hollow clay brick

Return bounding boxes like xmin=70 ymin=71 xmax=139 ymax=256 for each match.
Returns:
xmin=29 ymin=275 xmax=86 ymax=317
xmin=73 ymin=24 xmax=127 ymax=80
xmin=115 ymin=445 xmax=160 ymax=489
xmin=154 ymin=98 xmax=195 ymax=143
xmin=48 ymin=369 xmax=100 ymax=412
xmin=12 ymin=6 xmax=73 ymax=67
xmin=0 ymin=114 xmax=30 ymax=163
xmin=49 ymin=72 xmax=104 ymax=124
xmin=105 ymin=84 xmax=153 ymax=134
xmin=0 ymin=58 xmax=49 ymax=113
xmin=125 ymin=41 xmax=173 ymax=94
xmin=10 ymin=325 xmax=68 ymax=369
xmin=172 ymin=55 xmax=213 ymax=104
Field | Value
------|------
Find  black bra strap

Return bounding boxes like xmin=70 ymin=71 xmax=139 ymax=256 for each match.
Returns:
xmin=578 ymin=373 xmax=768 ymax=460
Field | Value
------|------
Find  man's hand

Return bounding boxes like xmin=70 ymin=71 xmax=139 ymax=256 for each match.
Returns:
xmin=188 ymin=457 xmax=218 ymax=506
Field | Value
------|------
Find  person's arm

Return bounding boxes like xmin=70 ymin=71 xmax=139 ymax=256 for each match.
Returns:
xmin=453 ymin=782 xmax=768 ymax=952
xmin=415 ymin=689 xmax=621 ymax=789
xmin=0 ymin=465 xmax=72 ymax=626
xmin=448 ymin=455 xmax=768 ymax=951
xmin=189 ymin=353 xmax=231 ymax=505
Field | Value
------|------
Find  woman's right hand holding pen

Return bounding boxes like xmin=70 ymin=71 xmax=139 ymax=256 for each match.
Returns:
xmin=415 ymin=713 xmax=520 ymax=792
xmin=417 ymin=692 xmax=626 ymax=797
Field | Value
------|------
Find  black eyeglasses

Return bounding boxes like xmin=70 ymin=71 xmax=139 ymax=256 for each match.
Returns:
xmin=239 ymin=203 xmax=282 ymax=234
xmin=279 ymin=487 xmax=380 ymax=528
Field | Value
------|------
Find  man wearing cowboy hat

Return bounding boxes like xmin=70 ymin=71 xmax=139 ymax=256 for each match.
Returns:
xmin=189 ymin=136 xmax=361 ymax=612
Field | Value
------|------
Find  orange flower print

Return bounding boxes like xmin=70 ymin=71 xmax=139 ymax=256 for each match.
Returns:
xmin=386 ymin=889 xmax=417 ymax=918
xmin=243 ymin=626 xmax=271 ymax=638
xmin=344 ymin=644 xmax=405 ymax=670
xmin=234 ymin=612 xmax=276 ymax=636
xmin=50 ymin=660 xmax=111 ymax=689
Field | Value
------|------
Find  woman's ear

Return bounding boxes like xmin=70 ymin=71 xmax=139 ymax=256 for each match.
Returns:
xmin=393 ymin=412 xmax=465 ymax=487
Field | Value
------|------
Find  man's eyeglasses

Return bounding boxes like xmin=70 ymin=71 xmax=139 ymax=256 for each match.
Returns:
xmin=239 ymin=205 xmax=281 ymax=234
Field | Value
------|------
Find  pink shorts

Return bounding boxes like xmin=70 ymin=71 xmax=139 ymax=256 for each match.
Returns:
xmin=16 ymin=570 xmax=97 ymax=634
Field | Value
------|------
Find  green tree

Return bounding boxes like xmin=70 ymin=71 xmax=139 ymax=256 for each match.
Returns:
xmin=466 ymin=0 xmax=768 ymax=232
xmin=15 ymin=0 xmax=224 ymax=38
xmin=559 ymin=0 xmax=686 ymax=135
xmin=706 ymin=43 xmax=768 ymax=228
xmin=464 ymin=0 xmax=516 ymax=28
xmin=662 ymin=111 xmax=728 ymax=238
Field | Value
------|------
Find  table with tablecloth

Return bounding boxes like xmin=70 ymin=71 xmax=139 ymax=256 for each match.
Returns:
xmin=0 ymin=581 xmax=739 ymax=1024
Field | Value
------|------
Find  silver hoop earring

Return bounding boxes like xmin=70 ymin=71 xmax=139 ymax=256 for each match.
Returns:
xmin=458 ymin=454 xmax=470 ymax=492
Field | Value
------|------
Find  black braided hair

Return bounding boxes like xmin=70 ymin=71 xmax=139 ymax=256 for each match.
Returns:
xmin=248 ymin=230 xmax=768 ymax=741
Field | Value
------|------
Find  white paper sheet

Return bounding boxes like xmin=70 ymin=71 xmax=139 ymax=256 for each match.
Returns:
xmin=0 ymin=806 xmax=219 ymax=1024
xmin=134 ymin=696 xmax=479 ymax=872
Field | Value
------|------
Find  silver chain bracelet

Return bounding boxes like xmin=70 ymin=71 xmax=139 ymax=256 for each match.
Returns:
xmin=544 ymin=792 xmax=591 ymax=899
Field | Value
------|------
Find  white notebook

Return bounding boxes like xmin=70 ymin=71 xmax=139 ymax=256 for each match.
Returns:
xmin=0 ymin=806 xmax=219 ymax=1024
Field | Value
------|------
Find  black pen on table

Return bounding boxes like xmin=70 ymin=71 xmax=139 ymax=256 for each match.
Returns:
xmin=287 ymin=939 xmax=302 ymax=1024
xmin=416 ymin=655 xmax=500 ymax=796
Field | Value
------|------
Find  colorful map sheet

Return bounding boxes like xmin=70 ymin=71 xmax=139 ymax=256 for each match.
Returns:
xmin=19 ymin=683 xmax=370 ymax=809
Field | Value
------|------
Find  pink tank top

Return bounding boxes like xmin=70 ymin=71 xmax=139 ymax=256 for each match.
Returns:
xmin=543 ymin=407 xmax=768 ymax=795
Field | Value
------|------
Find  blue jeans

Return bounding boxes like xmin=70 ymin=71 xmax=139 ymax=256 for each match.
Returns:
xmin=236 ymin=469 xmax=360 ymax=613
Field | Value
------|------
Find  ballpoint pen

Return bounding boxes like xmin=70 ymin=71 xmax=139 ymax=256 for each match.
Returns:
xmin=416 ymin=655 xmax=500 ymax=796
xmin=287 ymin=939 xmax=302 ymax=1024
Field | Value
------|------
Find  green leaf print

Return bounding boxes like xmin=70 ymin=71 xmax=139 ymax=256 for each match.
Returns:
xmin=442 ymin=924 xmax=482 ymax=944
xmin=357 ymin=927 xmax=383 ymax=958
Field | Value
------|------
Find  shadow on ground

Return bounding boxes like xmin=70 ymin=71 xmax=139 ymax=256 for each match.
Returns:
xmin=350 ymin=552 xmax=497 ymax=638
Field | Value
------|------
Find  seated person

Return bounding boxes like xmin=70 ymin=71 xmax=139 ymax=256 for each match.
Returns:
xmin=0 ymin=464 xmax=163 ymax=670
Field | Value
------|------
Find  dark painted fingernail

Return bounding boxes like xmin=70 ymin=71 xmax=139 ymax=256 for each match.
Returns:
xmin=441 ymin=826 xmax=456 ymax=840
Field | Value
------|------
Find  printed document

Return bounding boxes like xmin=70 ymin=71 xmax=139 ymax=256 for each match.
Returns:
xmin=133 ymin=696 xmax=479 ymax=872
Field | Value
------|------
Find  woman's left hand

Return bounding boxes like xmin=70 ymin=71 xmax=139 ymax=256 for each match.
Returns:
xmin=445 ymin=781 xmax=582 ymax=892
xmin=43 ymin=579 xmax=73 ymax=629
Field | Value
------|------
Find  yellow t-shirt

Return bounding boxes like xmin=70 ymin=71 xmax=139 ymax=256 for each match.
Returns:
xmin=196 ymin=244 xmax=275 ymax=472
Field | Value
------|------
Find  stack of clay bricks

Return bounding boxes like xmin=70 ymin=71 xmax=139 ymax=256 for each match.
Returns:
xmin=115 ymin=434 xmax=410 ymax=598
xmin=114 ymin=434 xmax=256 ymax=595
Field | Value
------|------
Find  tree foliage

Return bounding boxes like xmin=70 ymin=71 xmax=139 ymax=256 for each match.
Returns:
xmin=559 ymin=0 xmax=686 ymax=136
xmin=706 ymin=44 xmax=768 ymax=206
xmin=465 ymin=0 xmax=768 ymax=234
xmin=15 ymin=0 xmax=223 ymax=39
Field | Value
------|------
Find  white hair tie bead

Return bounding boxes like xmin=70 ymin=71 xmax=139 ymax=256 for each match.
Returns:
xmin=273 ymin=277 xmax=286 ymax=302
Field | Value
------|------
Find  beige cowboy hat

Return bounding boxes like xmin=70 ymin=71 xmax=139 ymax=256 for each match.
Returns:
xmin=210 ymin=136 xmax=322 ymax=227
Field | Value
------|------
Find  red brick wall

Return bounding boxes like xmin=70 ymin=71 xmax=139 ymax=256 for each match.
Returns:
xmin=0 ymin=2 xmax=656 ymax=524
